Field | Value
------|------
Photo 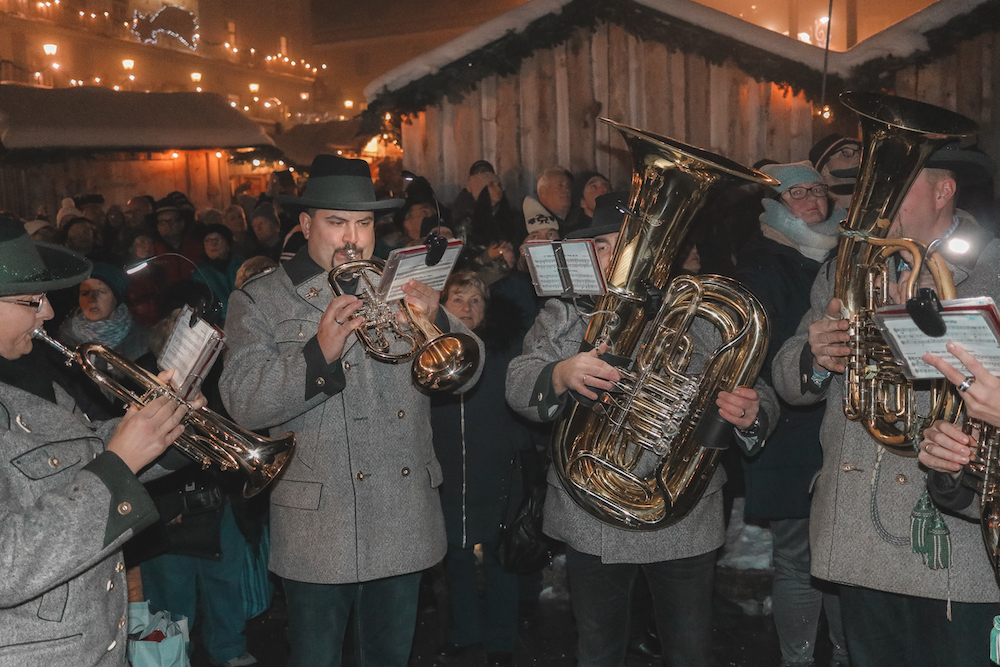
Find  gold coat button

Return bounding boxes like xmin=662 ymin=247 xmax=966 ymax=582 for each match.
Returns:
xmin=119 ymin=617 xmax=127 ymax=629
xmin=118 ymin=502 xmax=132 ymax=515
xmin=397 ymin=410 xmax=405 ymax=419
xmin=895 ymin=474 xmax=908 ymax=484
xmin=316 ymin=377 xmax=326 ymax=387
xmin=297 ymin=330 xmax=305 ymax=339
xmin=107 ymin=640 xmax=117 ymax=651
xmin=343 ymin=361 xmax=351 ymax=371
xmin=356 ymin=471 xmax=365 ymax=481
xmin=401 ymin=467 xmax=410 ymax=476
xmin=306 ymin=287 xmax=320 ymax=299
xmin=48 ymin=456 xmax=60 ymax=468
xmin=115 ymin=561 xmax=125 ymax=573
xmin=106 ymin=580 xmax=115 ymax=591
xmin=841 ymin=462 xmax=855 ymax=473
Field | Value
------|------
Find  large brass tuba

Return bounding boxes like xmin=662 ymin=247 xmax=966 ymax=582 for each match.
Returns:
xmin=328 ymin=245 xmax=480 ymax=392
xmin=550 ymin=119 xmax=774 ymax=529
xmin=962 ymin=420 xmax=1000 ymax=586
xmin=33 ymin=328 xmax=295 ymax=497
xmin=834 ymin=92 xmax=978 ymax=453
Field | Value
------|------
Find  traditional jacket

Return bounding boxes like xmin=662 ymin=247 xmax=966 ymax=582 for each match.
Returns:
xmin=219 ymin=247 xmax=484 ymax=584
xmin=770 ymin=241 xmax=1000 ymax=603
xmin=505 ymin=297 xmax=778 ymax=564
xmin=0 ymin=382 xmax=159 ymax=666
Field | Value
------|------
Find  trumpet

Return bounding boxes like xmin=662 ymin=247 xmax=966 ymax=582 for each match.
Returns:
xmin=33 ymin=328 xmax=295 ymax=497
xmin=328 ymin=244 xmax=480 ymax=392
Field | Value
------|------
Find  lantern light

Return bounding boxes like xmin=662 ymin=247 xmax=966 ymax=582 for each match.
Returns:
xmin=248 ymin=83 xmax=259 ymax=92
xmin=190 ymin=72 xmax=201 ymax=82
xmin=43 ymin=44 xmax=57 ymax=56
xmin=344 ymin=100 xmax=354 ymax=109
xmin=122 ymin=59 xmax=134 ymax=70
xmin=300 ymin=92 xmax=309 ymax=101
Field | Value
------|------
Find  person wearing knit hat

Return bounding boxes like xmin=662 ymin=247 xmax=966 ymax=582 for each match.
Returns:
xmin=249 ymin=204 xmax=284 ymax=261
xmin=522 ymin=196 xmax=560 ymax=242
xmin=730 ymin=159 xmax=851 ymax=667
xmin=194 ymin=223 xmax=244 ymax=319
xmin=57 ymin=197 xmax=83 ymax=228
xmin=809 ymin=133 xmax=861 ymax=210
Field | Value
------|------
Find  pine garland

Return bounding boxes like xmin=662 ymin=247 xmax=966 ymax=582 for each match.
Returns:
xmin=361 ymin=0 xmax=1000 ymax=134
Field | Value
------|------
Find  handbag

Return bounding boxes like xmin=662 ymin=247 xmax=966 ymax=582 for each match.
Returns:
xmin=127 ymin=601 xmax=191 ymax=667
xmin=496 ymin=447 xmax=561 ymax=574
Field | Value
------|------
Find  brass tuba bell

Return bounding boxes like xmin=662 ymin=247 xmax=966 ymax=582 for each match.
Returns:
xmin=32 ymin=328 xmax=295 ymax=498
xmin=834 ymin=92 xmax=979 ymax=453
xmin=550 ymin=119 xmax=774 ymax=529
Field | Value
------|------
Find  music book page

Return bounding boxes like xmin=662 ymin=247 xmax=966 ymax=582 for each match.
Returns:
xmin=874 ymin=297 xmax=1000 ymax=380
xmin=522 ymin=239 xmax=607 ymax=297
xmin=378 ymin=239 xmax=463 ymax=302
xmin=158 ymin=305 xmax=226 ymax=400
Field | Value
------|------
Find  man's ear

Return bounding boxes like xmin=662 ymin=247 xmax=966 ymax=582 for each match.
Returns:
xmin=934 ymin=177 xmax=957 ymax=211
xmin=299 ymin=210 xmax=312 ymax=239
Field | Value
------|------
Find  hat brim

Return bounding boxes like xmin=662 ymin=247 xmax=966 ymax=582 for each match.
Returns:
xmin=564 ymin=223 xmax=622 ymax=240
xmin=275 ymin=194 xmax=404 ymax=212
xmin=0 ymin=242 xmax=91 ymax=296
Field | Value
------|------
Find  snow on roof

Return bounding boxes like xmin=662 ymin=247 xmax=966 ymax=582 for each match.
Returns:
xmin=0 ymin=86 xmax=274 ymax=151
xmin=365 ymin=0 xmax=991 ymax=103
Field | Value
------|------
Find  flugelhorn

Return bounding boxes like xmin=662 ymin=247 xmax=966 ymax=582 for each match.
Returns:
xmin=961 ymin=420 xmax=1000 ymax=586
xmin=328 ymin=244 xmax=480 ymax=392
xmin=550 ymin=119 xmax=774 ymax=529
xmin=834 ymin=92 xmax=978 ymax=453
xmin=33 ymin=328 xmax=295 ymax=497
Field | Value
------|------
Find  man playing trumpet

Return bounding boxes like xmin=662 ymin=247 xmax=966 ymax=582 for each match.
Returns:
xmin=220 ymin=156 xmax=483 ymax=667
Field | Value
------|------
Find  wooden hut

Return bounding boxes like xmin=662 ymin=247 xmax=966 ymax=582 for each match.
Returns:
xmin=0 ymin=85 xmax=274 ymax=218
xmin=363 ymin=0 xmax=1000 ymax=205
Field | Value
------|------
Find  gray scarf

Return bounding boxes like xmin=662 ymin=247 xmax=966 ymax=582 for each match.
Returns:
xmin=759 ymin=199 xmax=844 ymax=262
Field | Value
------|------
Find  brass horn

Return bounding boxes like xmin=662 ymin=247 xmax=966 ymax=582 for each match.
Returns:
xmin=328 ymin=245 xmax=480 ymax=392
xmin=550 ymin=119 xmax=774 ymax=529
xmin=33 ymin=328 xmax=295 ymax=497
xmin=835 ymin=92 xmax=979 ymax=453
xmin=961 ymin=420 xmax=1000 ymax=586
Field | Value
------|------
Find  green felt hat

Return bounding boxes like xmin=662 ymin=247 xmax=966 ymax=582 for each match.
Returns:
xmin=0 ymin=214 xmax=91 ymax=296
xmin=276 ymin=155 xmax=404 ymax=212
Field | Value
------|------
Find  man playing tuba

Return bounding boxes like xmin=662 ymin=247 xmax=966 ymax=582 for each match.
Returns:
xmin=506 ymin=193 xmax=779 ymax=667
xmin=219 ymin=155 xmax=484 ymax=667
xmin=772 ymin=141 xmax=1000 ymax=666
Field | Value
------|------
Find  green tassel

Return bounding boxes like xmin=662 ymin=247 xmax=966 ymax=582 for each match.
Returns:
xmin=910 ymin=491 xmax=936 ymax=558
xmin=927 ymin=514 xmax=951 ymax=570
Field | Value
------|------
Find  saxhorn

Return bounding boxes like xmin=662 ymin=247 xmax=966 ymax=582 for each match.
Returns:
xmin=328 ymin=244 xmax=480 ymax=392
xmin=961 ymin=420 xmax=1000 ymax=586
xmin=834 ymin=92 xmax=978 ymax=453
xmin=33 ymin=328 xmax=295 ymax=497
xmin=550 ymin=118 xmax=773 ymax=530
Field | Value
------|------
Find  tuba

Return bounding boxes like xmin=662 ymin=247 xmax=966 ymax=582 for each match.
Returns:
xmin=834 ymin=92 xmax=978 ymax=453
xmin=33 ymin=328 xmax=295 ymax=497
xmin=328 ymin=245 xmax=480 ymax=392
xmin=962 ymin=420 xmax=1000 ymax=586
xmin=550 ymin=118 xmax=773 ymax=529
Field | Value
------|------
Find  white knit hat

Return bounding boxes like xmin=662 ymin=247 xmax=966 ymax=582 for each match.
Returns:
xmin=56 ymin=197 xmax=82 ymax=227
xmin=522 ymin=197 xmax=559 ymax=235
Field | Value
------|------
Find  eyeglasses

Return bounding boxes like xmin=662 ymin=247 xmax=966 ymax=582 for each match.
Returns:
xmin=783 ymin=184 xmax=829 ymax=200
xmin=835 ymin=145 xmax=860 ymax=159
xmin=0 ymin=294 xmax=46 ymax=313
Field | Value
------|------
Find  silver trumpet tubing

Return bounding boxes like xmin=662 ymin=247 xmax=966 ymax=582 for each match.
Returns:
xmin=32 ymin=328 xmax=295 ymax=497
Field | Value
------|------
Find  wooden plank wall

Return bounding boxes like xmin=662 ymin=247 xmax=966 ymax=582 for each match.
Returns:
xmin=401 ymin=22 xmax=815 ymax=206
xmin=400 ymin=23 xmax=1000 ymax=207
xmin=0 ymin=151 xmax=232 ymax=220
xmin=886 ymin=28 xmax=1000 ymax=194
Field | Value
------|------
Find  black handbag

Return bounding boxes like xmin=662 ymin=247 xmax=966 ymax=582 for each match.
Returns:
xmin=496 ymin=447 xmax=561 ymax=574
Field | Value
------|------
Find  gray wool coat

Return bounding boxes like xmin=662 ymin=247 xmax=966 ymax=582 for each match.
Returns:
xmin=770 ymin=242 xmax=1000 ymax=603
xmin=0 ymin=382 xmax=159 ymax=667
xmin=506 ymin=298 xmax=778 ymax=564
xmin=219 ymin=249 xmax=484 ymax=585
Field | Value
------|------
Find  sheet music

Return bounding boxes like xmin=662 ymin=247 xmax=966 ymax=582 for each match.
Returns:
xmin=379 ymin=242 xmax=463 ymax=302
xmin=158 ymin=305 xmax=225 ymax=398
xmin=521 ymin=239 xmax=607 ymax=297
xmin=876 ymin=300 xmax=1000 ymax=379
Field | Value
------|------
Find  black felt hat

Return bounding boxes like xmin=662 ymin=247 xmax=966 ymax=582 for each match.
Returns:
xmin=565 ymin=191 xmax=627 ymax=240
xmin=276 ymin=155 xmax=403 ymax=212
xmin=0 ymin=214 xmax=91 ymax=296
xmin=830 ymin=141 xmax=996 ymax=186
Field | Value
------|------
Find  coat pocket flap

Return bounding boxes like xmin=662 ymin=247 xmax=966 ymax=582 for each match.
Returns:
xmin=426 ymin=459 xmax=443 ymax=488
xmin=271 ymin=479 xmax=323 ymax=510
xmin=11 ymin=438 xmax=98 ymax=480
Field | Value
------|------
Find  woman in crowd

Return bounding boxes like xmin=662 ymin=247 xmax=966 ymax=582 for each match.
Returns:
xmin=194 ymin=223 xmax=245 ymax=320
xmin=432 ymin=271 xmax=533 ymax=667
xmin=0 ymin=213 xmax=191 ymax=666
xmin=733 ymin=161 xmax=848 ymax=667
